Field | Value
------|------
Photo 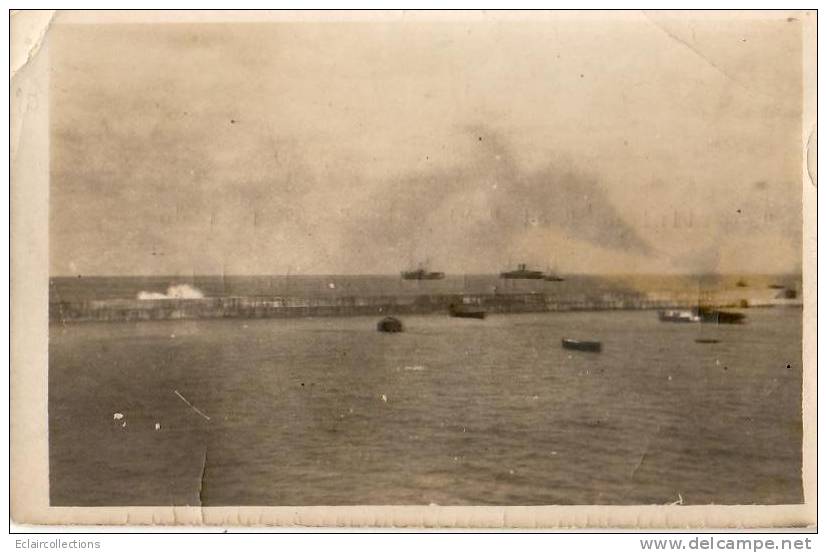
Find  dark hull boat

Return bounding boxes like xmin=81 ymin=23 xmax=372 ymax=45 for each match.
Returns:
xmin=500 ymin=264 xmax=545 ymax=279
xmin=697 ymin=308 xmax=746 ymax=324
xmin=544 ymin=275 xmax=565 ymax=282
xmin=449 ymin=303 xmax=486 ymax=319
xmin=377 ymin=316 xmax=404 ymax=332
xmin=562 ymin=338 xmax=602 ymax=352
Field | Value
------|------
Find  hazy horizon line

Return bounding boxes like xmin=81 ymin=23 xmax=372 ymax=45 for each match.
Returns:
xmin=49 ymin=271 xmax=804 ymax=279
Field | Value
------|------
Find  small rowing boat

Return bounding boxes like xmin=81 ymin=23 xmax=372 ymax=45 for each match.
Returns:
xmin=561 ymin=338 xmax=602 ymax=353
xmin=449 ymin=303 xmax=486 ymax=319
xmin=377 ymin=316 xmax=404 ymax=333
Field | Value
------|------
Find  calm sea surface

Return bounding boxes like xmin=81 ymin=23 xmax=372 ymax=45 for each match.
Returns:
xmin=49 ymin=308 xmax=802 ymax=506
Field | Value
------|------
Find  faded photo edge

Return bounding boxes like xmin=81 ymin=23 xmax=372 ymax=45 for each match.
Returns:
xmin=9 ymin=9 xmax=818 ymax=528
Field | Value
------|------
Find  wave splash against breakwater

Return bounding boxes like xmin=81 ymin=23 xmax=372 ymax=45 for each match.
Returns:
xmin=136 ymin=284 xmax=205 ymax=300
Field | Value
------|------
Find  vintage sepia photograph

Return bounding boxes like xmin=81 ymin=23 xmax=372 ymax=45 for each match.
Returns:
xmin=10 ymin=9 xmax=816 ymax=527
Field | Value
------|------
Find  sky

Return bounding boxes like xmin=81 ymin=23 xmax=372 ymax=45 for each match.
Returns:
xmin=50 ymin=13 xmax=804 ymax=276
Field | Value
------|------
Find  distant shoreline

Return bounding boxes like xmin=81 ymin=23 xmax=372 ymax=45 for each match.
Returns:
xmin=49 ymin=272 xmax=803 ymax=323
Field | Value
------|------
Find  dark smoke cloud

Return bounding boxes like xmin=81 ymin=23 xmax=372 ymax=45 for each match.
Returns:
xmin=340 ymin=127 xmax=652 ymax=272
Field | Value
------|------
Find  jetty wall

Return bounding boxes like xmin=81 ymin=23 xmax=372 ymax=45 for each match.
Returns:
xmin=48 ymin=292 xmax=726 ymax=323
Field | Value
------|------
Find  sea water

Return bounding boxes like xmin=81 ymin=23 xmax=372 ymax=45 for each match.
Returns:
xmin=49 ymin=308 xmax=802 ymax=506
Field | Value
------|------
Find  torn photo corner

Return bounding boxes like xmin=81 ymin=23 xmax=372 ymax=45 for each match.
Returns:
xmin=10 ymin=9 xmax=817 ymax=528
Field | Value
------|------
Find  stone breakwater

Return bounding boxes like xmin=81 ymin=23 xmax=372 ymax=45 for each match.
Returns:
xmin=48 ymin=292 xmax=759 ymax=323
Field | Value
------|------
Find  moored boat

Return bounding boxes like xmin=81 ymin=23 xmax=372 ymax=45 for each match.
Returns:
xmin=659 ymin=308 xmax=745 ymax=324
xmin=697 ymin=308 xmax=746 ymax=324
xmin=377 ymin=316 xmax=404 ymax=332
xmin=561 ymin=338 xmax=602 ymax=352
xmin=449 ymin=303 xmax=486 ymax=319
xmin=658 ymin=309 xmax=701 ymax=323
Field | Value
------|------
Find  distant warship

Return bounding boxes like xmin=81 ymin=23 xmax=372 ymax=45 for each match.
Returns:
xmin=499 ymin=263 xmax=545 ymax=280
xmin=401 ymin=264 xmax=445 ymax=280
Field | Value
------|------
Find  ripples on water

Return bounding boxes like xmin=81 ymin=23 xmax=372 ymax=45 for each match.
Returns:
xmin=49 ymin=309 xmax=802 ymax=506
